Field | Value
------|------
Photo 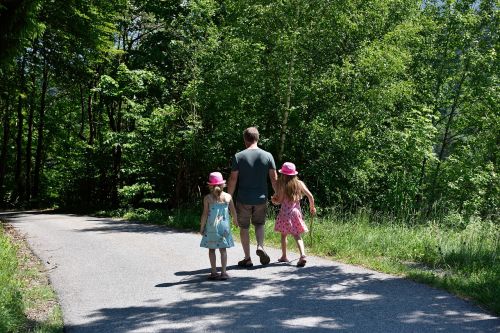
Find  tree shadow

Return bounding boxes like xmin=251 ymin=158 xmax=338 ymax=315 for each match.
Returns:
xmin=2 ymin=212 xmax=184 ymax=235
xmin=76 ymin=219 xmax=181 ymax=235
xmin=66 ymin=265 xmax=500 ymax=333
xmin=0 ymin=210 xmax=55 ymax=217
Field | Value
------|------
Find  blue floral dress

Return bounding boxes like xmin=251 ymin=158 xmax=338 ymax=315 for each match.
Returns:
xmin=200 ymin=201 xmax=234 ymax=249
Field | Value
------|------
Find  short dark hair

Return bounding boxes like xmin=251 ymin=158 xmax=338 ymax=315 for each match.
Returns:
xmin=243 ymin=127 xmax=259 ymax=143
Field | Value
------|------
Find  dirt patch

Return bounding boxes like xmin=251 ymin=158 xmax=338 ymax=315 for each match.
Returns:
xmin=402 ymin=260 xmax=449 ymax=278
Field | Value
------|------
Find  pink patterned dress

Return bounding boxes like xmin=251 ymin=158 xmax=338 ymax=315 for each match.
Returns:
xmin=274 ymin=199 xmax=309 ymax=236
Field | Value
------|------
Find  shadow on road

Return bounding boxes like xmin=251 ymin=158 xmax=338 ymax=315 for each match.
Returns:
xmin=2 ymin=212 xmax=185 ymax=235
xmin=66 ymin=265 xmax=499 ymax=333
xmin=76 ymin=220 xmax=181 ymax=235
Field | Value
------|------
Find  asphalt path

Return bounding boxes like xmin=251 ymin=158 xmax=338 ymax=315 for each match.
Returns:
xmin=3 ymin=212 xmax=499 ymax=333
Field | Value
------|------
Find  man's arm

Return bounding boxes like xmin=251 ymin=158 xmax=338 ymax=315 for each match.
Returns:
xmin=228 ymin=170 xmax=238 ymax=197
xmin=269 ymin=169 xmax=278 ymax=193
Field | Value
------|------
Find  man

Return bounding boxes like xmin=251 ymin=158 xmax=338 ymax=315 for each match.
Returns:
xmin=228 ymin=127 xmax=277 ymax=267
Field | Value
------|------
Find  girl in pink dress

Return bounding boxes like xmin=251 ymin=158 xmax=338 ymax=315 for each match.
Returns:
xmin=271 ymin=162 xmax=316 ymax=267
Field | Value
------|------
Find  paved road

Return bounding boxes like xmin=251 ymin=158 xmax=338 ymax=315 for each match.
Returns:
xmin=3 ymin=212 xmax=499 ymax=333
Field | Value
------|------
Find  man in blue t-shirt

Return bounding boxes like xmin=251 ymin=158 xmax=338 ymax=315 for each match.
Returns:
xmin=228 ymin=127 xmax=277 ymax=267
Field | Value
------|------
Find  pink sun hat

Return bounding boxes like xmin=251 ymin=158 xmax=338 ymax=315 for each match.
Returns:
xmin=207 ymin=172 xmax=226 ymax=186
xmin=279 ymin=162 xmax=298 ymax=176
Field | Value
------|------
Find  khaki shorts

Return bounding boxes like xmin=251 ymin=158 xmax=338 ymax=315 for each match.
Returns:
xmin=236 ymin=202 xmax=267 ymax=229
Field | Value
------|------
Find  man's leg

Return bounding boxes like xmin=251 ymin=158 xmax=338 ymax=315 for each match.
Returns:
xmin=236 ymin=202 xmax=253 ymax=267
xmin=253 ymin=203 xmax=270 ymax=265
xmin=255 ymin=223 xmax=265 ymax=249
xmin=253 ymin=203 xmax=268 ymax=249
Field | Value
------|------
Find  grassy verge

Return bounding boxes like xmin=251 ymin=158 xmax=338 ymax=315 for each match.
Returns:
xmin=0 ymin=221 xmax=63 ymax=333
xmin=95 ymin=207 xmax=500 ymax=315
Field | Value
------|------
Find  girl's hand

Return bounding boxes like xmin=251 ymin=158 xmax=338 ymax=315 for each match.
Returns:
xmin=310 ymin=206 xmax=316 ymax=216
xmin=271 ymin=194 xmax=280 ymax=205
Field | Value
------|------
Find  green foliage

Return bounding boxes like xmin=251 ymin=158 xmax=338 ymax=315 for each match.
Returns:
xmin=118 ymin=182 xmax=154 ymax=207
xmin=0 ymin=0 xmax=498 ymax=221
xmin=0 ymin=0 xmax=44 ymax=65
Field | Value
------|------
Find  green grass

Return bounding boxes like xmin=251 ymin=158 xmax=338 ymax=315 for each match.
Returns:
xmin=0 ymin=226 xmax=24 ymax=333
xmin=0 ymin=223 xmax=63 ymax=333
xmin=97 ymin=207 xmax=500 ymax=315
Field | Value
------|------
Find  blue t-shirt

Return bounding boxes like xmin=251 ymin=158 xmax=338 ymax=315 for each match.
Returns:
xmin=231 ymin=148 xmax=276 ymax=205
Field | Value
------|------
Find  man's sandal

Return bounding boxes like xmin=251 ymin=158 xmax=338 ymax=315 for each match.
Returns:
xmin=297 ymin=256 xmax=307 ymax=267
xmin=237 ymin=257 xmax=253 ymax=267
xmin=256 ymin=249 xmax=271 ymax=265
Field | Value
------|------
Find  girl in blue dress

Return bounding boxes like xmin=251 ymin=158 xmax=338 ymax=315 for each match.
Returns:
xmin=200 ymin=172 xmax=238 ymax=280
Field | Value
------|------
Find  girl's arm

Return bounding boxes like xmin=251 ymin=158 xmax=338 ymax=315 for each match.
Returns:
xmin=271 ymin=188 xmax=283 ymax=205
xmin=227 ymin=194 xmax=239 ymax=227
xmin=300 ymin=181 xmax=316 ymax=215
xmin=199 ymin=196 xmax=209 ymax=234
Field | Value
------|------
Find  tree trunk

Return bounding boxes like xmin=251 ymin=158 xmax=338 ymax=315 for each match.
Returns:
xmin=415 ymin=156 xmax=427 ymax=209
xmin=78 ymin=83 xmax=85 ymax=140
xmin=427 ymin=72 xmax=466 ymax=214
xmin=26 ymin=82 xmax=35 ymax=201
xmin=87 ymin=85 xmax=95 ymax=145
xmin=14 ymin=56 xmax=27 ymax=201
xmin=278 ymin=55 xmax=295 ymax=161
xmin=0 ymin=103 xmax=11 ymax=201
xmin=111 ymin=143 xmax=122 ymax=207
xmin=33 ymin=55 xmax=49 ymax=202
xmin=278 ymin=4 xmax=300 ymax=161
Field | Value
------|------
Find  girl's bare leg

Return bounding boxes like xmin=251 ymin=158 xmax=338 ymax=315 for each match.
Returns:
xmin=280 ymin=233 xmax=288 ymax=260
xmin=220 ymin=248 xmax=227 ymax=274
xmin=293 ymin=234 xmax=306 ymax=257
xmin=209 ymin=249 xmax=217 ymax=274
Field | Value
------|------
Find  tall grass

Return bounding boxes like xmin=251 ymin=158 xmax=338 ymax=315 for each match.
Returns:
xmin=0 ymin=223 xmax=63 ymax=333
xmin=0 ymin=225 xmax=26 ymax=332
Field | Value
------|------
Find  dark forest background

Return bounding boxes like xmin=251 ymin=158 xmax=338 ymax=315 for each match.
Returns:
xmin=0 ymin=0 xmax=498 ymax=223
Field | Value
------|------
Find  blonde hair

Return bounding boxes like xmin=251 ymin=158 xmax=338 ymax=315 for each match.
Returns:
xmin=277 ymin=174 xmax=302 ymax=202
xmin=209 ymin=185 xmax=224 ymax=200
